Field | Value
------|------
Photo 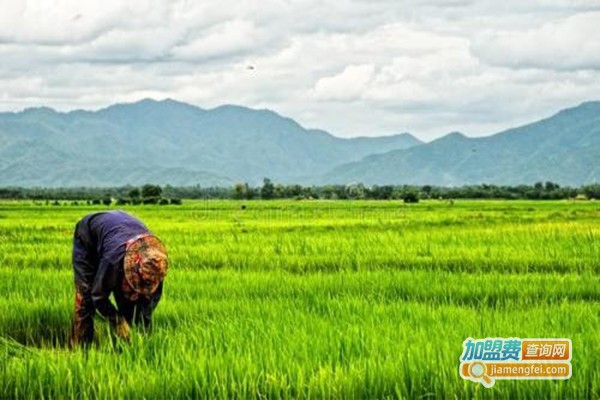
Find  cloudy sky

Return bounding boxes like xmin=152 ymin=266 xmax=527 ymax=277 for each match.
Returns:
xmin=1 ymin=0 xmax=599 ymax=140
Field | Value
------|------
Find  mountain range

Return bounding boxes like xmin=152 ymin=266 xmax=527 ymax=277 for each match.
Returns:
xmin=0 ymin=99 xmax=420 ymax=187
xmin=324 ymin=101 xmax=600 ymax=186
xmin=0 ymin=99 xmax=598 ymax=187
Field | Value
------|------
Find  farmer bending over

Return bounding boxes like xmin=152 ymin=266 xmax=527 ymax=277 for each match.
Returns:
xmin=70 ymin=210 xmax=168 ymax=346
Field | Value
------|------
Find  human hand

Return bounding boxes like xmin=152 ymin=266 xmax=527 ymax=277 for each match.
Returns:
xmin=112 ymin=316 xmax=131 ymax=342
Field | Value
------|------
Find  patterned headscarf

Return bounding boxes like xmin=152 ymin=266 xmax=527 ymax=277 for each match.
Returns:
xmin=123 ymin=234 xmax=168 ymax=298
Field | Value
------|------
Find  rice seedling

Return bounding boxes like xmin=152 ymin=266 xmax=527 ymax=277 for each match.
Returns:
xmin=0 ymin=200 xmax=598 ymax=399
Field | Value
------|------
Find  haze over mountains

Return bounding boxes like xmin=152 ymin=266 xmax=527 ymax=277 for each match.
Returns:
xmin=0 ymin=99 xmax=598 ymax=187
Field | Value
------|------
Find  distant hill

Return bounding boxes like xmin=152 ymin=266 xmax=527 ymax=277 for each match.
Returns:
xmin=0 ymin=99 xmax=421 ymax=187
xmin=1 ymin=99 xmax=598 ymax=187
xmin=322 ymin=101 xmax=600 ymax=186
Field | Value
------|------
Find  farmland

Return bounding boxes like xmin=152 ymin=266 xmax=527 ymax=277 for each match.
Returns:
xmin=0 ymin=200 xmax=598 ymax=399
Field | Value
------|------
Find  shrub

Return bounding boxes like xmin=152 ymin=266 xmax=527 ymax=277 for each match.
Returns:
xmin=403 ymin=192 xmax=420 ymax=203
xmin=142 ymin=196 xmax=159 ymax=205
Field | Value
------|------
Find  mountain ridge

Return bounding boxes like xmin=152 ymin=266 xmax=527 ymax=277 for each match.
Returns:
xmin=1 ymin=99 xmax=598 ymax=187
xmin=322 ymin=101 xmax=600 ymax=186
xmin=0 ymin=99 xmax=422 ymax=187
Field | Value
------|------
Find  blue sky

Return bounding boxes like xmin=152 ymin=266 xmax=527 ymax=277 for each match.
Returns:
xmin=1 ymin=0 xmax=599 ymax=140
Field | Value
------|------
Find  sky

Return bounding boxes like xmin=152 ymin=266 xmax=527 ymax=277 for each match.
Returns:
xmin=1 ymin=0 xmax=599 ymax=140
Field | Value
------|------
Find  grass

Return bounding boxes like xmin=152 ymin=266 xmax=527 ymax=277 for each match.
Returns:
xmin=0 ymin=200 xmax=598 ymax=399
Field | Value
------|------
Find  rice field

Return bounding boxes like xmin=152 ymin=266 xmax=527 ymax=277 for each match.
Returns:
xmin=0 ymin=200 xmax=598 ymax=399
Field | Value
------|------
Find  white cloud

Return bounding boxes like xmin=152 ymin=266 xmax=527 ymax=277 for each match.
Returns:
xmin=171 ymin=20 xmax=264 ymax=61
xmin=0 ymin=0 xmax=599 ymax=139
xmin=312 ymin=65 xmax=375 ymax=101
xmin=472 ymin=12 xmax=600 ymax=70
xmin=0 ymin=0 xmax=140 ymax=44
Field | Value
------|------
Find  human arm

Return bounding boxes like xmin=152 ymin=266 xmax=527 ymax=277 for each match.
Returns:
xmin=91 ymin=256 xmax=120 ymax=321
xmin=91 ymin=258 xmax=132 ymax=341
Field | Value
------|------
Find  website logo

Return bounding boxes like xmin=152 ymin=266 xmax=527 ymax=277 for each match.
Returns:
xmin=459 ymin=337 xmax=572 ymax=388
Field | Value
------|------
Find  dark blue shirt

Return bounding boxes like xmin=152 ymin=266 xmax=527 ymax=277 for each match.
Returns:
xmin=74 ymin=210 xmax=156 ymax=319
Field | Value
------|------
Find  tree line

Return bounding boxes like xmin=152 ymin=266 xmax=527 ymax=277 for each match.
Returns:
xmin=0 ymin=184 xmax=182 ymax=205
xmin=0 ymin=180 xmax=599 ymax=202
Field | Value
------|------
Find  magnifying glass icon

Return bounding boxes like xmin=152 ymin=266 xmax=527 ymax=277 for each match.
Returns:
xmin=468 ymin=361 xmax=493 ymax=386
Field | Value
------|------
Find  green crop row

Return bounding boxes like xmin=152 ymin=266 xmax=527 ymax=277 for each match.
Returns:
xmin=0 ymin=200 xmax=598 ymax=399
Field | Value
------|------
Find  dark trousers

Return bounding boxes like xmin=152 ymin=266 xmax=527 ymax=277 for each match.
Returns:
xmin=71 ymin=285 xmax=159 ymax=346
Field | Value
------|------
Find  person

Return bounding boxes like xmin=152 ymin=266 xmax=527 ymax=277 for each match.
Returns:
xmin=70 ymin=210 xmax=168 ymax=346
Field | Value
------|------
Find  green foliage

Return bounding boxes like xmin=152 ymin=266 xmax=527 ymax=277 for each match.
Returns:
xmin=261 ymin=178 xmax=275 ymax=200
xmin=128 ymin=188 xmax=140 ymax=199
xmin=141 ymin=184 xmax=162 ymax=198
xmin=403 ymin=191 xmax=419 ymax=203
xmin=142 ymin=196 xmax=159 ymax=205
xmin=581 ymin=184 xmax=600 ymax=199
xmin=1 ymin=181 xmax=591 ymax=202
xmin=233 ymin=182 xmax=250 ymax=200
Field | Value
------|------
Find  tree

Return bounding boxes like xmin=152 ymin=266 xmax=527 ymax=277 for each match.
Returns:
xmin=128 ymin=188 xmax=141 ymax=199
xmin=371 ymin=185 xmax=394 ymax=200
xmin=233 ymin=182 xmax=249 ymax=200
xmin=261 ymin=178 xmax=275 ymax=200
xmin=346 ymin=183 xmax=366 ymax=199
xmin=141 ymin=184 xmax=162 ymax=198
xmin=143 ymin=196 xmax=159 ymax=205
xmin=422 ymin=185 xmax=432 ymax=198
xmin=274 ymin=184 xmax=285 ymax=199
xmin=285 ymin=184 xmax=303 ymax=198
xmin=403 ymin=192 xmax=419 ymax=203
xmin=581 ymin=184 xmax=600 ymax=199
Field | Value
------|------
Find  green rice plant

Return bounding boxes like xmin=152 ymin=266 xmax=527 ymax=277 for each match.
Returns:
xmin=0 ymin=200 xmax=598 ymax=399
